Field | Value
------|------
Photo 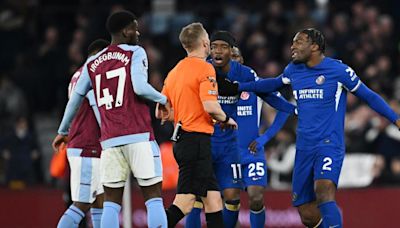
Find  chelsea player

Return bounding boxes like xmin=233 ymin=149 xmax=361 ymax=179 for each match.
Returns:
xmin=234 ymin=28 xmax=400 ymax=228
xmin=236 ymin=46 xmax=294 ymax=227
xmin=185 ymin=31 xmax=296 ymax=228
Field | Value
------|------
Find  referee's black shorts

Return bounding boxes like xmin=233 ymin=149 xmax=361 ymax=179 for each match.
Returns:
xmin=173 ymin=130 xmax=219 ymax=197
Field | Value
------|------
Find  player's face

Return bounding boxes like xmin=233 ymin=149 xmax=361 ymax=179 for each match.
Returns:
xmin=291 ymin=32 xmax=312 ymax=63
xmin=124 ymin=20 xmax=140 ymax=45
xmin=231 ymin=47 xmax=243 ymax=64
xmin=211 ymin=40 xmax=232 ymax=67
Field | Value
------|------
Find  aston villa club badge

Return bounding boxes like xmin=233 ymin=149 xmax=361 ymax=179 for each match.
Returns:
xmin=316 ymin=75 xmax=325 ymax=85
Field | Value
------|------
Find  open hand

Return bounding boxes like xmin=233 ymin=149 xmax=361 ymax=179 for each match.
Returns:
xmin=52 ymin=134 xmax=68 ymax=152
xmin=156 ymin=101 xmax=174 ymax=125
xmin=248 ymin=140 xmax=261 ymax=155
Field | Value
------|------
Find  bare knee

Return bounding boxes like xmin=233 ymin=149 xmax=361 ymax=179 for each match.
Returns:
xmin=315 ymin=179 xmax=336 ymax=204
xmin=91 ymin=193 xmax=104 ymax=209
xmin=202 ymin=191 xmax=223 ymax=213
xmin=140 ymin=182 xmax=162 ymax=202
xmin=249 ymin=193 xmax=264 ymax=211
xmin=73 ymin=202 xmax=91 ymax=213
xmin=223 ymin=188 xmax=240 ymax=201
xmin=103 ymin=186 xmax=124 ymax=205
xmin=173 ymin=194 xmax=196 ymax=215
xmin=247 ymin=186 xmax=265 ymax=211
xmin=297 ymin=202 xmax=321 ymax=227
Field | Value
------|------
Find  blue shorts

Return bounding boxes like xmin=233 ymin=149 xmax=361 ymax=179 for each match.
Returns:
xmin=211 ymin=141 xmax=242 ymax=190
xmin=241 ymin=159 xmax=267 ymax=188
xmin=240 ymin=148 xmax=267 ymax=188
xmin=292 ymin=146 xmax=344 ymax=207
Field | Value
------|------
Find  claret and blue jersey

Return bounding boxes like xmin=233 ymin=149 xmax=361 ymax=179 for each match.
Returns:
xmin=281 ymin=57 xmax=360 ymax=150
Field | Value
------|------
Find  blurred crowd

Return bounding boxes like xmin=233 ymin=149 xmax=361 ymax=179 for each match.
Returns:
xmin=0 ymin=0 xmax=400 ymax=188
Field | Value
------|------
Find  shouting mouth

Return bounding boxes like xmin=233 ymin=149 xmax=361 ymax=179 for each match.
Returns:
xmin=214 ymin=56 xmax=224 ymax=65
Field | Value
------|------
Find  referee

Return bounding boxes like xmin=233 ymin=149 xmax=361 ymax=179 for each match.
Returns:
xmin=157 ymin=22 xmax=237 ymax=228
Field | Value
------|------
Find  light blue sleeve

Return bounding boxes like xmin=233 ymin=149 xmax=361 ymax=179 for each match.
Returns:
xmin=57 ymin=91 xmax=85 ymax=135
xmin=57 ymin=64 xmax=92 ymax=135
xmin=75 ymin=65 xmax=92 ymax=96
xmin=130 ymin=47 xmax=167 ymax=104
xmin=86 ymin=90 xmax=101 ymax=126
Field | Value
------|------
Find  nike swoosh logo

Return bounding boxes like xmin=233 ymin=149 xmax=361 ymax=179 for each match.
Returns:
xmin=329 ymin=225 xmax=340 ymax=228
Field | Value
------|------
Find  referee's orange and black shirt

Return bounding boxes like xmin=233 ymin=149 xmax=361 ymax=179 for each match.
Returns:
xmin=162 ymin=57 xmax=218 ymax=134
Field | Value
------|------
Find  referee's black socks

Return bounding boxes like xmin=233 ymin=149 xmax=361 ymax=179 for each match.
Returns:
xmin=166 ymin=204 xmax=185 ymax=228
xmin=206 ymin=210 xmax=224 ymax=228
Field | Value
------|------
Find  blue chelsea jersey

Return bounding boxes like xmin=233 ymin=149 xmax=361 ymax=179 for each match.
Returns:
xmin=236 ymin=90 xmax=264 ymax=162
xmin=211 ymin=60 xmax=256 ymax=143
xmin=282 ymin=57 xmax=361 ymax=150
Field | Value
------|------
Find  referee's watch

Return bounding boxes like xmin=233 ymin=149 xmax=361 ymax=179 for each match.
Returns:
xmin=222 ymin=114 xmax=230 ymax=123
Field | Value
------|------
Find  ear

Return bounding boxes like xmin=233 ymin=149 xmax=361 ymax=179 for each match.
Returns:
xmin=203 ymin=39 xmax=208 ymax=48
xmin=122 ymin=28 xmax=128 ymax=38
xmin=311 ymin=43 xmax=319 ymax=52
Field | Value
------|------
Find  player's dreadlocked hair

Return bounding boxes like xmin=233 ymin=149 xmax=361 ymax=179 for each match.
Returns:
xmin=300 ymin=28 xmax=326 ymax=53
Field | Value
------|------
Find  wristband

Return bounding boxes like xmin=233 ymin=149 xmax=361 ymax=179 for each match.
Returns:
xmin=222 ymin=114 xmax=230 ymax=123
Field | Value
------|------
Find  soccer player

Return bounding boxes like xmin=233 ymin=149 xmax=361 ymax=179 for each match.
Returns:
xmin=232 ymin=28 xmax=400 ymax=228
xmin=235 ymin=46 xmax=295 ymax=228
xmin=56 ymin=39 xmax=109 ymax=228
xmin=52 ymin=11 xmax=168 ymax=228
xmin=185 ymin=31 xmax=296 ymax=228
xmin=158 ymin=22 xmax=237 ymax=228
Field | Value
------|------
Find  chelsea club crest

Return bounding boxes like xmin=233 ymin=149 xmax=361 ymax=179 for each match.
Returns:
xmin=240 ymin=92 xmax=250 ymax=100
xmin=316 ymin=75 xmax=325 ymax=85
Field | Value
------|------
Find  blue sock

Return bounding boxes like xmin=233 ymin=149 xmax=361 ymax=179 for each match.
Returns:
xmin=57 ymin=205 xmax=85 ymax=228
xmin=145 ymin=197 xmax=168 ymax=228
xmin=250 ymin=207 xmax=265 ymax=228
xmin=90 ymin=208 xmax=103 ymax=228
xmin=223 ymin=201 xmax=240 ymax=228
xmin=185 ymin=207 xmax=202 ymax=228
xmin=318 ymin=201 xmax=342 ymax=228
xmin=101 ymin=201 xmax=121 ymax=228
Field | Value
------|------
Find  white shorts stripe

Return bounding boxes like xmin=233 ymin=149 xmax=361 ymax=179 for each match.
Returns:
xmin=79 ymin=158 xmax=92 ymax=202
xmin=68 ymin=149 xmax=103 ymax=203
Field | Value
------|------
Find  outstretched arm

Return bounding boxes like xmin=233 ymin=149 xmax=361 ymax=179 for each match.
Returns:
xmin=353 ymin=83 xmax=400 ymax=128
xmin=239 ymin=76 xmax=288 ymax=93
xmin=248 ymin=111 xmax=290 ymax=153
xmin=258 ymin=92 xmax=296 ymax=114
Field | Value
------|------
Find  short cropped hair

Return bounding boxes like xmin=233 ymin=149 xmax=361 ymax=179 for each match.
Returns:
xmin=179 ymin=22 xmax=206 ymax=52
xmin=87 ymin=39 xmax=110 ymax=55
xmin=300 ymin=28 xmax=326 ymax=53
xmin=106 ymin=10 xmax=137 ymax=35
